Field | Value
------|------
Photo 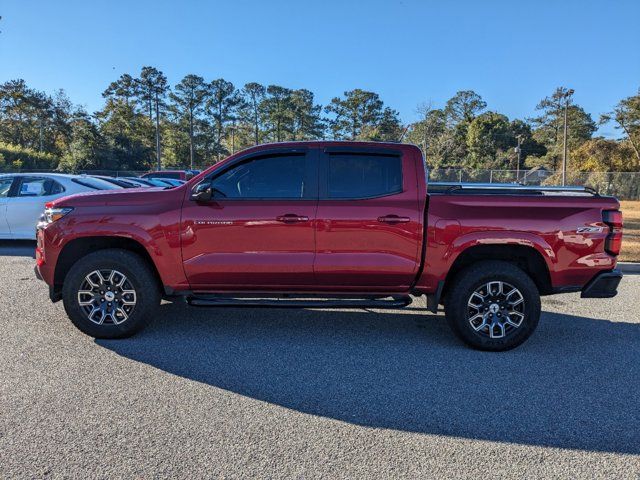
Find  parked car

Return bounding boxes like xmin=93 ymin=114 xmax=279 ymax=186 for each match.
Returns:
xmin=34 ymin=142 xmax=623 ymax=351
xmin=1 ymin=173 xmax=121 ymax=240
xmin=141 ymin=169 xmax=199 ymax=181
xmin=155 ymin=178 xmax=186 ymax=187
xmin=122 ymin=177 xmax=171 ymax=187
xmin=89 ymin=175 xmax=143 ymax=188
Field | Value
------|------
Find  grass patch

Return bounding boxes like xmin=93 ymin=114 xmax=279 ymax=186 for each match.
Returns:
xmin=620 ymin=200 xmax=640 ymax=263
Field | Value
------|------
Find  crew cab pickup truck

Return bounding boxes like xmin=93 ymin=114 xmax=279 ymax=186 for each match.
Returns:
xmin=35 ymin=141 xmax=623 ymax=350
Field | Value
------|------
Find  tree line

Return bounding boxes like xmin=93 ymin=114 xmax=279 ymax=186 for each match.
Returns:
xmin=0 ymin=66 xmax=638 ymax=174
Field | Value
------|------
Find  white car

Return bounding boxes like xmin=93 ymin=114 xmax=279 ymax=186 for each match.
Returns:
xmin=0 ymin=173 xmax=121 ymax=240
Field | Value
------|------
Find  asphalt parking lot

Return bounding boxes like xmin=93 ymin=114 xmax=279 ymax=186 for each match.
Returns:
xmin=1 ymin=241 xmax=639 ymax=478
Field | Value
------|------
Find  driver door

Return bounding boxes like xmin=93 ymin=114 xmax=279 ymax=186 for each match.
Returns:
xmin=181 ymin=148 xmax=318 ymax=290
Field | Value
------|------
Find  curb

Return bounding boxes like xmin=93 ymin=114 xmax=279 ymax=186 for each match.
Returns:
xmin=618 ymin=262 xmax=640 ymax=274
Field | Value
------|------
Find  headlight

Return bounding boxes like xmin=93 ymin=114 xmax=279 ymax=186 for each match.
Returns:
xmin=42 ymin=205 xmax=74 ymax=224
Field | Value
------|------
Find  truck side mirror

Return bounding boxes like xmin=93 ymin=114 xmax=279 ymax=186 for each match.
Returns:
xmin=190 ymin=182 xmax=213 ymax=203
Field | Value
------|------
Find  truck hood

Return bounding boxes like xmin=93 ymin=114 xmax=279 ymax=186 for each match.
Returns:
xmin=51 ymin=186 xmax=178 ymax=207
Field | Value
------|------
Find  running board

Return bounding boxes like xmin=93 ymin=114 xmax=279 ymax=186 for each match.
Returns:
xmin=187 ymin=295 xmax=412 ymax=309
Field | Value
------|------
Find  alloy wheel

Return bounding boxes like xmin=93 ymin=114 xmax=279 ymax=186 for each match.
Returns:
xmin=467 ymin=281 xmax=525 ymax=339
xmin=77 ymin=270 xmax=137 ymax=325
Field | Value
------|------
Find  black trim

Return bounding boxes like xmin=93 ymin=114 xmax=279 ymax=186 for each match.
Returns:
xmin=49 ymin=285 xmax=62 ymax=303
xmin=581 ymin=269 xmax=622 ymax=298
xmin=323 ymin=146 xmax=402 ymax=156
xmin=410 ymin=195 xmax=430 ymax=292
xmin=187 ymin=295 xmax=412 ymax=309
xmin=550 ymin=285 xmax=582 ymax=295
xmin=426 ymin=280 xmax=445 ymax=313
xmin=34 ymin=265 xmax=43 ymax=281
xmin=7 ymin=176 xmax=21 ymax=197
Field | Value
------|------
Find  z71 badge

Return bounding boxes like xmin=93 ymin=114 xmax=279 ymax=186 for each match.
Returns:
xmin=576 ymin=226 xmax=604 ymax=233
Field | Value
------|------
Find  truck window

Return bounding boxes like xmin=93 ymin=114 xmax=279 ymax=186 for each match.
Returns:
xmin=327 ymin=154 xmax=402 ymax=199
xmin=211 ymin=154 xmax=306 ymax=199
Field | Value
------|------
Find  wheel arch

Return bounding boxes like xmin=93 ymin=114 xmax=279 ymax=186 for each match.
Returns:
xmin=442 ymin=244 xmax=552 ymax=302
xmin=53 ymin=236 xmax=163 ymax=298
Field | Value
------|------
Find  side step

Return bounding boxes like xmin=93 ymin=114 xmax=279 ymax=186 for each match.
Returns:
xmin=187 ymin=295 xmax=412 ymax=309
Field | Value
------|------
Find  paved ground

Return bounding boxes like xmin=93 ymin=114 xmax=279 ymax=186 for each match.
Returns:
xmin=1 ymin=241 xmax=639 ymax=478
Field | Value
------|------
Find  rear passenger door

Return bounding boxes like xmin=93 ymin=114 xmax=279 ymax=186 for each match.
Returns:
xmin=314 ymin=147 xmax=422 ymax=290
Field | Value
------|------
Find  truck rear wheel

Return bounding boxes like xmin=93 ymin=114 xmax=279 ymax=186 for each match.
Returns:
xmin=444 ymin=261 xmax=541 ymax=351
xmin=62 ymin=249 xmax=160 ymax=339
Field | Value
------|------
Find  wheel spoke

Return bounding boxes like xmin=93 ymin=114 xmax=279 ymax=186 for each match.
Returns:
xmin=85 ymin=273 xmax=100 ymax=288
xmin=115 ymin=307 xmax=129 ymax=323
xmin=468 ymin=291 xmax=485 ymax=308
xmin=469 ymin=313 xmax=487 ymax=331
xmin=509 ymin=297 xmax=524 ymax=307
xmin=505 ymin=316 xmax=522 ymax=328
xmin=490 ymin=322 xmax=506 ymax=339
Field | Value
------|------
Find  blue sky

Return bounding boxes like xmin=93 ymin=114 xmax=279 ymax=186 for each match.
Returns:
xmin=1 ymin=0 xmax=639 ymax=137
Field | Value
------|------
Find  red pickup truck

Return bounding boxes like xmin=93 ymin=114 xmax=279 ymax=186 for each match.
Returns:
xmin=35 ymin=141 xmax=623 ymax=350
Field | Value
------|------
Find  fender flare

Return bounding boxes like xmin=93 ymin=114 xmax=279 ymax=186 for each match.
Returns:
xmin=446 ymin=230 xmax=557 ymax=273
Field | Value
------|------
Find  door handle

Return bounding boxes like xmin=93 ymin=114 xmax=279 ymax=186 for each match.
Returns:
xmin=377 ymin=215 xmax=411 ymax=224
xmin=276 ymin=214 xmax=309 ymax=223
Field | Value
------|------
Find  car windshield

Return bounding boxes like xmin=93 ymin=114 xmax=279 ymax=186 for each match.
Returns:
xmin=71 ymin=176 xmax=121 ymax=190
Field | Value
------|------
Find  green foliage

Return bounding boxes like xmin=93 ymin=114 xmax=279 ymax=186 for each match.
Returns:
xmin=57 ymin=116 xmax=112 ymax=172
xmin=290 ymin=89 xmax=324 ymax=140
xmin=0 ymin=141 xmax=58 ymax=170
xmin=466 ymin=112 xmax=514 ymax=169
xmin=0 ymin=75 xmax=638 ymax=174
xmin=445 ymin=90 xmax=487 ymax=125
xmin=570 ymin=138 xmax=637 ymax=172
xmin=238 ymin=82 xmax=266 ymax=146
xmin=529 ymin=87 xmax=596 ymax=170
xmin=325 ymin=89 xmax=399 ymax=140
xmin=601 ymin=89 xmax=640 ymax=167
xmin=168 ymin=74 xmax=208 ymax=167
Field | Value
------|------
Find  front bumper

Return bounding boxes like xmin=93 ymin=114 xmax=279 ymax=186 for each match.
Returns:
xmin=581 ymin=269 xmax=622 ymax=298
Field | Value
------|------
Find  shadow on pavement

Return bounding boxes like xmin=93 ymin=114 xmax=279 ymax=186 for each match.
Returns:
xmin=98 ymin=303 xmax=640 ymax=454
xmin=0 ymin=240 xmax=36 ymax=257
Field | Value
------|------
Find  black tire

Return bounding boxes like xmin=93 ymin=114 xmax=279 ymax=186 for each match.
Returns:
xmin=444 ymin=260 xmax=541 ymax=351
xmin=62 ymin=249 xmax=161 ymax=339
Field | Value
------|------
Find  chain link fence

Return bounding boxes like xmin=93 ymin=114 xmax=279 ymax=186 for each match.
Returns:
xmin=429 ymin=169 xmax=640 ymax=200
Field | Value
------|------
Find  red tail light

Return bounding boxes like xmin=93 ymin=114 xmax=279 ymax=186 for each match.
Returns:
xmin=603 ymin=209 xmax=623 ymax=256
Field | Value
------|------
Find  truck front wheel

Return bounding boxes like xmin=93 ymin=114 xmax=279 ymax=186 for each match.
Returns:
xmin=62 ymin=249 xmax=161 ymax=339
xmin=444 ymin=261 xmax=541 ymax=351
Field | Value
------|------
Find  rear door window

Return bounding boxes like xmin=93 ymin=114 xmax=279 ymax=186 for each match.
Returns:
xmin=326 ymin=154 xmax=402 ymax=199
xmin=17 ymin=177 xmax=65 ymax=197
